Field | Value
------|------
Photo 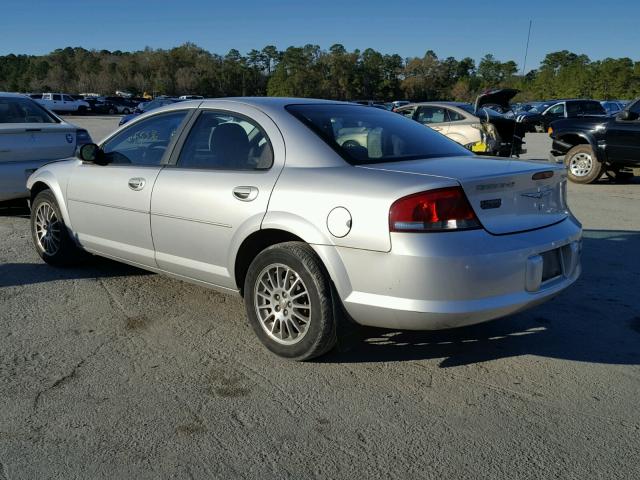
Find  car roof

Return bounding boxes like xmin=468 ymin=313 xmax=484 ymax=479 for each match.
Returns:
xmin=400 ymin=101 xmax=471 ymax=107
xmin=0 ymin=92 xmax=32 ymax=98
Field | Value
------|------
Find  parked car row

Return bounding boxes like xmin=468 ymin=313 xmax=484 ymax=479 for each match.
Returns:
xmin=394 ymin=89 xmax=526 ymax=158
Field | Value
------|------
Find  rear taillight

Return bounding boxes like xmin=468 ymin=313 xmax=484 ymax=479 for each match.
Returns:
xmin=389 ymin=187 xmax=481 ymax=232
xmin=76 ymin=129 xmax=92 ymax=145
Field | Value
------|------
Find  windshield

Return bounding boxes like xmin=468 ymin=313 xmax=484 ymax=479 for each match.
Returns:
xmin=286 ymin=104 xmax=471 ymax=165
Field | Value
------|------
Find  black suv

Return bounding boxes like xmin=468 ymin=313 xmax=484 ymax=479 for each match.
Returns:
xmin=549 ymin=98 xmax=640 ymax=183
xmin=518 ymin=99 xmax=607 ymax=133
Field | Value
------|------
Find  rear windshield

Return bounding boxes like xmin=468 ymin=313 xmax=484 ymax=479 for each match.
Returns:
xmin=286 ymin=104 xmax=470 ymax=165
xmin=0 ymin=96 xmax=58 ymax=124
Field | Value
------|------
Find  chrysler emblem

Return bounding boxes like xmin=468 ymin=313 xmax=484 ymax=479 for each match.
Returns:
xmin=521 ymin=187 xmax=552 ymax=200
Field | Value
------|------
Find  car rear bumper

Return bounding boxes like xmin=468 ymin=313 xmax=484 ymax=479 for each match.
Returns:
xmin=324 ymin=216 xmax=582 ymax=330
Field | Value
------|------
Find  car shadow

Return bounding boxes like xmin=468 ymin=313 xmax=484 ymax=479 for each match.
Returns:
xmin=0 ymin=202 xmax=30 ymax=218
xmin=0 ymin=257 xmax=150 ymax=288
xmin=322 ymin=229 xmax=640 ymax=367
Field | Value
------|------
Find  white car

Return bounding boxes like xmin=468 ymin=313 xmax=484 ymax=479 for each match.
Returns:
xmin=36 ymin=93 xmax=90 ymax=114
xmin=0 ymin=93 xmax=92 ymax=202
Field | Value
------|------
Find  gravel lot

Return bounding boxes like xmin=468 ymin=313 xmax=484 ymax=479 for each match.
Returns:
xmin=1 ymin=116 xmax=639 ymax=479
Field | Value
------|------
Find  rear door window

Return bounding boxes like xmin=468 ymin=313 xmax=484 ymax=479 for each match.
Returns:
xmin=176 ymin=111 xmax=273 ymax=170
xmin=52 ymin=94 xmax=61 ymax=101
xmin=446 ymin=109 xmax=465 ymax=122
xmin=416 ymin=106 xmax=447 ymax=124
xmin=580 ymin=102 xmax=606 ymax=115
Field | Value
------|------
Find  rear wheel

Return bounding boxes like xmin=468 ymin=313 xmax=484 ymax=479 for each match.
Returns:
xmin=244 ymin=242 xmax=337 ymax=361
xmin=565 ymin=145 xmax=603 ymax=184
xmin=30 ymin=190 xmax=85 ymax=266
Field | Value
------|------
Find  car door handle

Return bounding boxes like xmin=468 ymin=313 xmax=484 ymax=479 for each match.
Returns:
xmin=232 ymin=186 xmax=258 ymax=201
xmin=128 ymin=177 xmax=146 ymax=191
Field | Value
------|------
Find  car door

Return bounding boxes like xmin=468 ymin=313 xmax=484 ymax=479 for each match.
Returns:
xmin=606 ymin=100 xmax=640 ymax=164
xmin=62 ymin=95 xmax=76 ymax=112
xmin=50 ymin=94 xmax=63 ymax=111
xmin=66 ymin=109 xmax=192 ymax=267
xmin=415 ymin=105 xmax=449 ymax=135
xmin=150 ymin=105 xmax=285 ymax=289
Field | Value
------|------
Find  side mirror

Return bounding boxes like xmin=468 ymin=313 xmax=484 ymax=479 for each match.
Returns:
xmin=77 ymin=143 xmax=108 ymax=165
xmin=617 ymin=110 xmax=638 ymax=121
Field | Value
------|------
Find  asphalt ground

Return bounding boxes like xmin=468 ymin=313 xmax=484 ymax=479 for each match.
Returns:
xmin=0 ymin=116 xmax=639 ymax=479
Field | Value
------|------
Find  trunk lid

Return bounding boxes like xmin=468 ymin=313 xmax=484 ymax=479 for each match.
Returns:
xmin=362 ymin=156 xmax=569 ymax=235
xmin=475 ymin=88 xmax=519 ymax=113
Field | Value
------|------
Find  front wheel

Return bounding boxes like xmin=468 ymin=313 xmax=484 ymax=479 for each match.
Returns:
xmin=244 ymin=242 xmax=337 ymax=361
xmin=565 ymin=145 xmax=603 ymax=184
xmin=31 ymin=190 xmax=85 ymax=266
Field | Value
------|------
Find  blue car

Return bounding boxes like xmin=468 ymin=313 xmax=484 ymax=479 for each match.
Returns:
xmin=118 ymin=97 xmax=184 ymax=126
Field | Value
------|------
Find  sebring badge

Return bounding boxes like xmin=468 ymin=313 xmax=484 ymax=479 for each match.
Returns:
xmin=66 ymin=134 xmax=74 ymax=144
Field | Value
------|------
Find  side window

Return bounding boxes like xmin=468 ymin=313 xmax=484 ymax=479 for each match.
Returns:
xmin=398 ymin=107 xmax=416 ymax=119
xmin=566 ymin=102 xmax=580 ymax=115
xmin=52 ymin=94 xmax=61 ymax=101
xmin=581 ymin=102 xmax=606 ymax=115
xmin=446 ymin=109 xmax=465 ymax=122
xmin=177 ymin=111 xmax=273 ymax=170
xmin=629 ymin=101 xmax=640 ymax=115
xmin=547 ymin=104 xmax=565 ymax=116
xmin=102 ymin=110 xmax=188 ymax=166
xmin=63 ymin=95 xmax=74 ymax=102
xmin=416 ymin=106 xmax=446 ymax=124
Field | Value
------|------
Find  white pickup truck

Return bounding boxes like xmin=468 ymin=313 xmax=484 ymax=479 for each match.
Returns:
xmin=35 ymin=93 xmax=90 ymax=114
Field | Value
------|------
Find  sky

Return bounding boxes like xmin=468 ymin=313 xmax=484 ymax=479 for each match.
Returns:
xmin=1 ymin=0 xmax=638 ymax=71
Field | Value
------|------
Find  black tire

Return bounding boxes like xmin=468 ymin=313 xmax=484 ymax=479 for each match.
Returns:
xmin=30 ymin=190 xmax=85 ymax=266
xmin=564 ymin=145 xmax=603 ymax=184
xmin=77 ymin=106 xmax=87 ymax=115
xmin=108 ymin=107 xmax=116 ymax=115
xmin=122 ymin=108 xmax=130 ymax=115
xmin=244 ymin=242 xmax=337 ymax=361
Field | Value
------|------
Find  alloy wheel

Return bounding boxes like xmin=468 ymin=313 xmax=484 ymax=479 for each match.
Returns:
xmin=34 ymin=202 xmax=61 ymax=255
xmin=254 ymin=263 xmax=312 ymax=345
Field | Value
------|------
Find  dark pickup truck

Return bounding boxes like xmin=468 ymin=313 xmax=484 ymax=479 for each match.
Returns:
xmin=518 ymin=99 xmax=607 ymax=133
xmin=549 ymin=99 xmax=640 ymax=183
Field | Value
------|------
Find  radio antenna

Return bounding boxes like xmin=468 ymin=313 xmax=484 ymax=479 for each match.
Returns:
xmin=521 ymin=20 xmax=532 ymax=76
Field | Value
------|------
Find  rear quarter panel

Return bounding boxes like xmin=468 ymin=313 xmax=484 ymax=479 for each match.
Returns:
xmin=263 ymin=165 xmax=459 ymax=252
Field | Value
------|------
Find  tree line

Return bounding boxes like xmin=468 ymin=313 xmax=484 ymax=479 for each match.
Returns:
xmin=1 ymin=43 xmax=639 ymax=102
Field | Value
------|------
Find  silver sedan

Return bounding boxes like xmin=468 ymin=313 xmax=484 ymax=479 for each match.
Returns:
xmin=27 ymin=98 xmax=581 ymax=360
